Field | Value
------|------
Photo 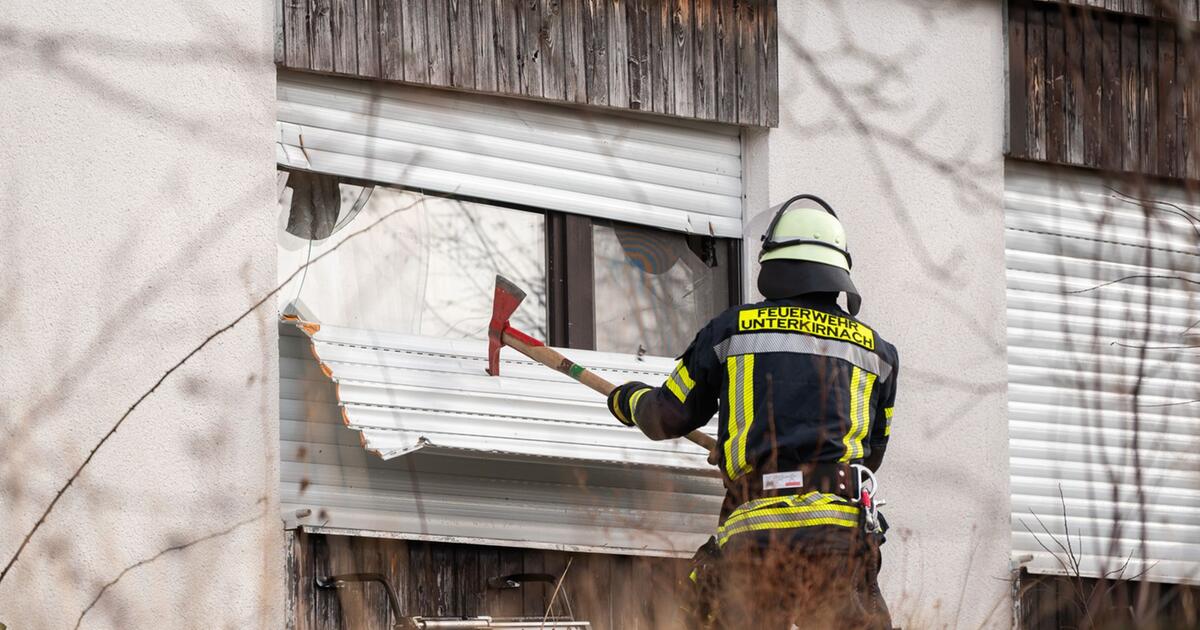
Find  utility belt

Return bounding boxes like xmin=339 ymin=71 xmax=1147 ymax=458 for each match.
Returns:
xmin=720 ymin=462 xmax=858 ymax=518
xmin=719 ymin=462 xmax=885 ymax=538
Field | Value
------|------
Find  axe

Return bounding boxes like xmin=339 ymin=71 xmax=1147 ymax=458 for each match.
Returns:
xmin=486 ymin=275 xmax=718 ymax=455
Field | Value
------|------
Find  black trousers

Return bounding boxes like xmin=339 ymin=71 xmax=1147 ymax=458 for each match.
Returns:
xmin=692 ymin=530 xmax=892 ymax=630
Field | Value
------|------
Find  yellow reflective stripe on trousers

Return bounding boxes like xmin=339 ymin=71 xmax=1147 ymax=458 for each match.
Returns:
xmin=723 ymin=354 xmax=755 ymax=479
xmin=717 ymin=492 xmax=859 ymax=546
xmin=664 ymin=361 xmax=695 ymax=403
xmin=840 ymin=367 xmax=877 ymax=462
xmin=884 ymin=406 xmax=894 ymax=436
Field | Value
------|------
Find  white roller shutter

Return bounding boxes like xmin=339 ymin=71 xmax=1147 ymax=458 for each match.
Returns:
xmin=1006 ymin=162 xmax=1200 ymax=585
xmin=280 ymin=323 xmax=723 ymax=556
xmin=276 ymin=71 xmax=743 ymax=237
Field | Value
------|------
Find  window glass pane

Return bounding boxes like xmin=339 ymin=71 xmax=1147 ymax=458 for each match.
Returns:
xmin=592 ymin=222 xmax=730 ymax=357
xmin=279 ymin=185 xmax=547 ymax=340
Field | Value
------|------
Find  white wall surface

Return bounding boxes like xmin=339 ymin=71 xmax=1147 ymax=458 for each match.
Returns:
xmin=0 ymin=1 xmax=281 ymax=628
xmin=746 ymin=1 xmax=1010 ymax=626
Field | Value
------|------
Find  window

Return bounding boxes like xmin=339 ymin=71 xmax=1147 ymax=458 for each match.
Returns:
xmin=279 ymin=171 xmax=740 ymax=358
xmin=593 ymin=221 xmax=732 ymax=356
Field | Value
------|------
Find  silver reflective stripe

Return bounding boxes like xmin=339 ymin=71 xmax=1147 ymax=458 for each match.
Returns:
xmin=724 ymin=354 xmax=755 ymax=479
xmin=840 ymin=366 xmax=875 ymax=462
xmin=669 ymin=368 xmax=692 ymax=399
xmin=713 ymin=332 xmax=892 ymax=382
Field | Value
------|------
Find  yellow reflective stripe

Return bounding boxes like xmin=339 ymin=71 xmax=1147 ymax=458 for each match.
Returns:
xmin=628 ymin=387 xmax=650 ymax=426
xmin=857 ymin=373 xmax=876 ymax=455
xmin=722 ymin=492 xmax=844 ymax=528
xmin=723 ymin=355 xmax=755 ymax=479
xmin=884 ymin=406 xmax=894 ymax=436
xmin=664 ymin=362 xmax=696 ymax=404
xmin=840 ymin=367 xmax=876 ymax=462
xmin=717 ymin=497 xmax=860 ymax=546
xmin=678 ymin=363 xmax=695 ymax=389
xmin=611 ymin=389 xmax=630 ymax=425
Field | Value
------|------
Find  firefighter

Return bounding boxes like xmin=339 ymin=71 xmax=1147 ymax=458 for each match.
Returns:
xmin=606 ymin=195 xmax=897 ymax=629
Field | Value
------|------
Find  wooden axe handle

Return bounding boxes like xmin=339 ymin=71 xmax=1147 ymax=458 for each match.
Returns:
xmin=501 ymin=329 xmax=718 ymax=455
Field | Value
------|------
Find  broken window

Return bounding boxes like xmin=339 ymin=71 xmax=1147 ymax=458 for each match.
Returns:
xmin=279 ymin=180 xmax=547 ymax=340
xmin=278 ymin=170 xmax=737 ymax=354
xmin=592 ymin=221 xmax=731 ymax=356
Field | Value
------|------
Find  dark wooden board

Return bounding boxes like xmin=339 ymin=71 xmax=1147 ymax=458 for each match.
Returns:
xmin=651 ymin=0 xmax=673 ymax=114
xmin=625 ymin=0 xmax=650 ymax=110
xmin=1009 ymin=0 xmax=1029 ymax=157
xmin=426 ymin=0 xmax=453 ymax=85
xmin=563 ymin=0 xmax=588 ymax=102
xmin=582 ymin=0 xmax=610 ymax=106
xmin=379 ymin=0 xmax=404 ymax=80
xmin=692 ymin=0 xmax=716 ymax=119
xmin=761 ymin=0 xmax=778 ymax=126
xmin=330 ymin=0 xmax=359 ymax=74
xmin=607 ymin=0 xmax=631 ymax=108
xmin=542 ymin=0 xmax=568 ymax=101
xmin=519 ymin=0 xmax=545 ymax=98
xmin=355 ymin=0 xmax=380 ymax=76
xmin=1157 ymin=22 xmax=1178 ymax=177
xmin=1064 ymin=7 xmax=1086 ymax=164
xmin=1099 ymin=13 xmax=1123 ymax=170
xmin=1045 ymin=7 xmax=1067 ymax=163
xmin=495 ymin=0 xmax=522 ymax=94
xmin=735 ymin=0 xmax=760 ymax=125
xmin=285 ymin=0 xmax=313 ymax=69
xmin=1139 ymin=19 xmax=1157 ymax=173
xmin=472 ymin=0 xmax=499 ymax=91
xmin=449 ymin=0 xmax=476 ymax=88
xmin=671 ymin=0 xmax=695 ymax=117
xmin=401 ymin=0 xmax=430 ymax=83
xmin=310 ymin=0 xmax=336 ymax=72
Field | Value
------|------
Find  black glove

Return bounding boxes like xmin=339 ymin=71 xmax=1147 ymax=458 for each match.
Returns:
xmin=607 ymin=381 xmax=651 ymax=427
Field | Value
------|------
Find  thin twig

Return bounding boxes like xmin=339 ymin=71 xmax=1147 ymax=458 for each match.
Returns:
xmin=1066 ymin=274 xmax=1200 ymax=295
xmin=73 ymin=511 xmax=265 ymax=629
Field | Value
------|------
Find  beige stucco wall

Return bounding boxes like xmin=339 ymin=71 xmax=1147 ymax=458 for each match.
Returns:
xmin=0 ymin=1 xmax=282 ymax=628
xmin=745 ymin=1 xmax=1011 ymax=626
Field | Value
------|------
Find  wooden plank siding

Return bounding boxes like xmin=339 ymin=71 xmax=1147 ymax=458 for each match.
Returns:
xmin=277 ymin=0 xmax=779 ymax=127
xmin=1010 ymin=0 xmax=1200 ymax=180
xmin=286 ymin=531 xmax=693 ymax=630
xmin=1040 ymin=0 xmax=1200 ymax=22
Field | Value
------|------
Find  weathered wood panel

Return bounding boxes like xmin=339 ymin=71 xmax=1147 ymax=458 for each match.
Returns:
xmin=277 ymin=0 xmax=777 ymax=126
xmin=1041 ymin=0 xmax=1200 ymax=21
xmin=287 ymin=531 xmax=692 ymax=630
xmin=1009 ymin=0 xmax=1199 ymax=180
xmin=311 ymin=0 xmax=336 ymax=72
xmin=1018 ymin=571 xmax=1200 ymax=630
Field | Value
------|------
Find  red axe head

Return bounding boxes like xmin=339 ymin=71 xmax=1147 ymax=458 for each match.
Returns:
xmin=486 ymin=275 xmax=526 ymax=376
